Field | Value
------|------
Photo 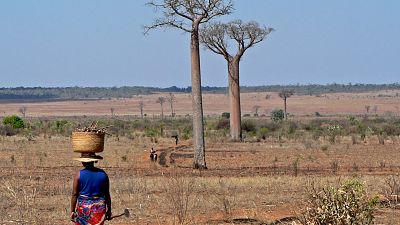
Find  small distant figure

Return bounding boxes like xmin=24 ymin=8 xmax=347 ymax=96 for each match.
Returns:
xmin=150 ymin=148 xmax=157 ymax=162
xmin=172 ymin=135 xmax=179 ymax=145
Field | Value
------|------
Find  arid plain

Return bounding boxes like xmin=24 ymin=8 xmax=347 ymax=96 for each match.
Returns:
xmin=1 ymin=91 xmax=400 ymax=224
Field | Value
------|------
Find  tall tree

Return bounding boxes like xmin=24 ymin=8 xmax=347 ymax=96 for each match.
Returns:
xmin=139 ymin=100 xmax=145 ymax=119
xmin=156 ymin=96 xmax=166 ymax=119
xmin=145 ymin=0 xmax=233 ymax=169
xmin=166 ymin=93 xmax=176 ymax=117
xmin=200 ymin=20 xmax=273 ymax=141
xmin=278 ymin=90 xmax=294 ymax=120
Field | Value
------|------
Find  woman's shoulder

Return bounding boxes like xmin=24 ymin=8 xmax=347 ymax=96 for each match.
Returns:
xmin=93 ymin=167 xmax=108 ymax=175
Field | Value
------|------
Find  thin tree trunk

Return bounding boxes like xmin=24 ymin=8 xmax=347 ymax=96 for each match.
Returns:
xmin=191 ymin=27 xmax=207 ymax=169
xmin=161 ymin=103 xmax=164 ymax=119
xmin=284 ymin=98 xmax=287 ymax=120
xmin=170 ymin=102 xmax=174 ymax=117
xmin=228 ymin=58 xmax=241 ymax=141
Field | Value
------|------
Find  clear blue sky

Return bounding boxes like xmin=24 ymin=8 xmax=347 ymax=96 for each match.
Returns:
xmin=0 ymin=0 xmax=399 ymax=88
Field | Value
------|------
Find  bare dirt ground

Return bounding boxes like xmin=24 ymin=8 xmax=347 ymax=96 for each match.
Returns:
xmin=1 ymin=134 xmax=399 ymax=224
xmin=0 ymin=91 xmax=400 ymax=224
xmin=1 ymin=90 xmax=399 ymax=117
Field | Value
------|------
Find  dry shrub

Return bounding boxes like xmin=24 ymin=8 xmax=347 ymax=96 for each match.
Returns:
xmin=301 ymin=179 xmax=378 ymax=225
xmin=163 ymin=176 xmax=196 ymax=225
xmin=209 ymin=179 xmax=237 ymax=221
xmin=384 ymin=174 xmax=400 ymax=207
xmin=0 ymin=178 xmax=39 ymax=223
xmin=351 ymin=134 xmax=358 ymax=145
xmin=377 ymin=134 xmax=385 ymax=145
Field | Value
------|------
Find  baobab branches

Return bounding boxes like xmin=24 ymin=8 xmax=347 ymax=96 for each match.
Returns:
xmin=200 ymin=20 xmax=273 ymax=60
xmin=200 ymin=19 xmax=273 ymax=141
xmin=145 ymin=0 xmax=233 ymax=168
xmin=144 ymin=0 xmax=234 ymax=34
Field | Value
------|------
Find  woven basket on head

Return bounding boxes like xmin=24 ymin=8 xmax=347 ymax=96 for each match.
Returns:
xmin=71 ymin=131 xmax=105 ymax=153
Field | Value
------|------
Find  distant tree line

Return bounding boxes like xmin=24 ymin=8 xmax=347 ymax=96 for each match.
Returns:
xmin=0 ymin=83 xmax=399 ymax=100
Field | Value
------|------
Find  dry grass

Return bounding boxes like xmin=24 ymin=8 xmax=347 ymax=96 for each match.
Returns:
xmin=0 ymin=134 xmax=399 ymax=224
xmin=1 ymin=90 xmax=400 ymax=117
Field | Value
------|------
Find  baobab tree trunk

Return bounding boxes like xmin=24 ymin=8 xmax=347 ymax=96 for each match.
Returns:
xmin=191 ymin=26 xmax=207 ymax=169
xmin=228 ymin=58 xmax=242 ymax=141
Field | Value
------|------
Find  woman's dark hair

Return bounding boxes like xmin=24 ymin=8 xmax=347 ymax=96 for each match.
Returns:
xmin=82 ymin=162 xmax=95 ymax=168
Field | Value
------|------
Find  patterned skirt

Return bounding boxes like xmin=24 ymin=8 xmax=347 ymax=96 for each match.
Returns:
xmin=75 ymin=196 xmax=106 ymax=225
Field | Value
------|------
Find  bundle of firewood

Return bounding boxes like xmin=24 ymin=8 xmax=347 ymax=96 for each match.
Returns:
xmin=74 ymin=121 xmax=109 ymax=134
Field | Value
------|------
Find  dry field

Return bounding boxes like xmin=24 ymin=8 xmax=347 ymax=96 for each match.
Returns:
xmin=0 ymin=91 xmax=400 ymax=224
xmin=0 ymin=133 xmax=399 ymax=224
xmin=0 ymin=90 xmax=399 ymax=117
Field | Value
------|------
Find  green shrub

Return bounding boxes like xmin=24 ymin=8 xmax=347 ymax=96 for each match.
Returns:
xmin=145 ymin=127 xmax=158 ymax=137
xmin=326 ymin=124 xmax=341 ymax=144
xmin=3 ymin=115 xmax=25 ymax=129
xmin=221 ymin=112 xmax=230 ymax=119
xmin=302 ymin=179 xmax=378 ymax=225
xmin=181 ymin=127 xmax=192 ymax=140
xmin=270 ymin=109 xmax=284 ymax=122
xmin=257 ymin=127 xmax=268 ymax=140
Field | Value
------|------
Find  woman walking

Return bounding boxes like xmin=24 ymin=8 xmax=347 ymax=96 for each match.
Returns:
xmin=70 ymin=153 xmax=112 ymax=224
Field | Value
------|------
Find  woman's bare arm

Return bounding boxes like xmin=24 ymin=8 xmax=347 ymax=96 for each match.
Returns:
xmin=70 ymin=171 xmax=80 ymax=213
xmin=105 ymin=175 xmax=112 ymax=219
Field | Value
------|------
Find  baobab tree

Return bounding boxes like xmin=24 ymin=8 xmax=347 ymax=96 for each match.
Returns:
xmin=200 ymin=20 xmax=273 ymax=141
xmin=145 ymin=0 xmax=233 ymax=169
xmin=166 ymin=93 xmax=176 ymax=117
xmin=156 ymin=96 xmax=166 ymax=119
xmin=278 ymin=90 xmax=294 ymax=120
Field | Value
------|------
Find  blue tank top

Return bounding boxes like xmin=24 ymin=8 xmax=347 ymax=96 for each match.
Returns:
xmin=79 ymin=168 xmax=108 ymax=197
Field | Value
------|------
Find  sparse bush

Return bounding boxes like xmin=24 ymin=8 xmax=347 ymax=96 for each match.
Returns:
xmin=145 ymin=127 xmax=158 ymax=137
xmin=0 ymin=124 xmax=17 ymax=136
xmin=257 ymin=127 xmax=268 ymax=140
xmin=292 ymin=157 xmax=300 ymax=177
xmin=330 ymin=160 xmax=339 ymax=174
xmin=351 ymin=134 xmax=358 ymax=145
xmin=216 ymin=119 xmax=230 ymax=130
xmin=326 ymin=124 xmax=341 ymax=144
xmin=283 ymin=121 xmax=298 ymax=136
xmin=378 ymin=134 xmax=385 ymax=145
xmin=210 ymin=179 xmax=237 ymax=221
xmin=381 ymin=123 xmax=400 ymax=136
xmin=163 ymin=176 xmax=196 ymax=225
xmin=241 ymin=119 xmax=256 ymax=132
xmin=301 ymin=179 xmax=378 ymax=225
xmin=383 ymin=174 xmax=400 ymax=207
xmin=320 ymin=144 xmax=329 ymax=151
